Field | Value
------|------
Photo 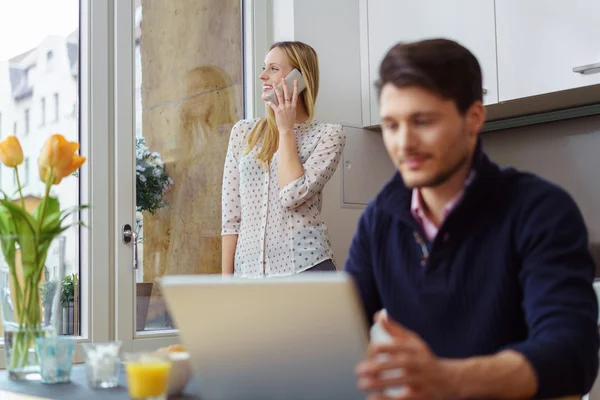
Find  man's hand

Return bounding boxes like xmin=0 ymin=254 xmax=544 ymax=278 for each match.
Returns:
xmin=356 ymin=313 xmax=457 ymax=400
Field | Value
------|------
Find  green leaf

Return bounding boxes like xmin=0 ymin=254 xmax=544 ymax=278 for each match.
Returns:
xmin=59 ymin=204 xmax=91 ymax=224
xmin=15 ymin=225 xmax=37 ymax=279
xmin=41 ymin=212 xmax=61 ymax=234
xmin=0 ymin=199 xmax=37 ymax=236
xmin=0 ymin=206 xmax=15 ymax=236
xmin=38 ymin=221 xmax=86 ymax=241
xmin=0 ymin=206 xmax=17 ymax=268
xmin=0 ymin=230 xmax=16 ymax=270
xmin=0 ymin=200 xmax=38 ymax=277
xmin=33 ymin=196 xmax=60 ymax=223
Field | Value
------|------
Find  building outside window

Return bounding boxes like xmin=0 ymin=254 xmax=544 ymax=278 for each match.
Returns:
xmin=24 ymin=108 xmax=29 ymax=134
xmin=54 ymin=92 xmax=59 ymax=121
xmin=40 ymin=97 xmax=46 ymax=126
xmin=46 ymin=50 xmax=54 ymax=71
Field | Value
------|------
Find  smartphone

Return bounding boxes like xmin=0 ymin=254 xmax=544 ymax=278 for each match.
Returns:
xmin=265 ymin=68 xmax=306 ymax=105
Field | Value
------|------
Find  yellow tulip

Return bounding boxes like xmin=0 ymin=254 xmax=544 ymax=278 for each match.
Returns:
xmin=0 ymin=135 xmax=24 ymax=167
xmin=38 ymin=134 xmax=86 ymax=185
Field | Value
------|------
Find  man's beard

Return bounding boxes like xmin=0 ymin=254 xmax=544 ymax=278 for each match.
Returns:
xmin=403 ymin=151 xmax=470 ymax=189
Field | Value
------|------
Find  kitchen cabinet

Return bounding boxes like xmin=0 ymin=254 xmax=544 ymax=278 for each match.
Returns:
xmin=496 ymin=0 xmax=600 ymax=101
xmin=341 ymin=126 xmax=395 ymax=206
xmin=362 ymin=0 xmax=498 ymax=126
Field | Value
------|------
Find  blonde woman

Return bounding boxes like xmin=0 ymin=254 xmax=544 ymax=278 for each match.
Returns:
xmin=221 ymin=41 xmax=346 ymax=278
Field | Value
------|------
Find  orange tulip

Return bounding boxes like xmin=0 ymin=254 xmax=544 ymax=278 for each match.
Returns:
xmin=38 ymin=134 xmax=86 ymax=185
xmin=0 ymin=135 xmax=24 ymax=167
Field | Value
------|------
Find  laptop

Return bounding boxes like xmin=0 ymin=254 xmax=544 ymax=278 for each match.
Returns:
xmin=160 ymin=272 xmax=369 ymax=400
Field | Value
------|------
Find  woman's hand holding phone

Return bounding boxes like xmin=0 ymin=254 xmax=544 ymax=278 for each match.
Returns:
xmin=266 ymin=76 xmax=298 ymax=135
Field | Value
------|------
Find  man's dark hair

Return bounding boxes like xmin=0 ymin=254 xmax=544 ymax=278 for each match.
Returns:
xmin=376 ymin=38 xmax=483 ymax=114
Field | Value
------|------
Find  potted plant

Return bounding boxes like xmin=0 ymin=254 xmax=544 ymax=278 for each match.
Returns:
xmin=0 ymin=134 xmax=87 ymax=380
xmin=60 ymin=273 xmax=77 ymax=335
xmin=135 ymin=137 xmax=173 ymax=218
xmin=134 ymin=138 xmax=173 ymax=331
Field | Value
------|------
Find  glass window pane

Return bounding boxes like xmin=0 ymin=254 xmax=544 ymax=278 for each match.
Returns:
xmin=134 ymin=0 xmax=243 ymax=331
xmin=0 ymin=0 xmax=81 ymax=338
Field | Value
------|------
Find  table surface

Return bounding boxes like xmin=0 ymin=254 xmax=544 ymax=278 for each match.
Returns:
xmin=0 ymin=365 xmax=587 ymax=400
xmin=0 ymin=365 xmax=202 ymax=399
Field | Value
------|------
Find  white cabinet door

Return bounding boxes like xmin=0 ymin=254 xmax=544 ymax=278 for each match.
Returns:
xmin=365 ymin=0 xmax=498 ymax=126
xmin=496 ymin=0 xmax=600 ymax=101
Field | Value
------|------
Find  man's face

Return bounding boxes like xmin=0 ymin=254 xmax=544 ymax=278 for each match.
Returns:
xmin=379 ymin=84 xmax=484 ymax=189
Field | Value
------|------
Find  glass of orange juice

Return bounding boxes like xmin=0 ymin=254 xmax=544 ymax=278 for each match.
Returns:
xmin=124 ymin=352 xmax=172 ymax=400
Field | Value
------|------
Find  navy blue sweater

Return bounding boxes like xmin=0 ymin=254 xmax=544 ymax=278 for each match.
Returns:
xmin=345 ymin=145 xmax=599 ymax=398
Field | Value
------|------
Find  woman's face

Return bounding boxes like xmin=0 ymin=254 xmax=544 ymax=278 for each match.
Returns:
xmin=259 ymin=47 xmax=293 ymax=99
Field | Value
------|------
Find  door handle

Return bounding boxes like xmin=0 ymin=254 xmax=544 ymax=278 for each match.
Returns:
xmin=122 ymin=224 xmax=138 ymax=270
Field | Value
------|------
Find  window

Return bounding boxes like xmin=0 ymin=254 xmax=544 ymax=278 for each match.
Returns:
xmin=54 ymin=93 xmax=59 ymax=121
xmin=24 ymin=108 xmax=30 ymax=134
xmin=0 ymin=0 xmax=82 ymax=358
xmin=40 ymin=97 xmax=46 ymax=126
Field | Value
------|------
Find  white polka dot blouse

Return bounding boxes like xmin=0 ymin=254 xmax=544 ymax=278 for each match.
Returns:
xmin=221 ymin=118 xmax=346 ymax=278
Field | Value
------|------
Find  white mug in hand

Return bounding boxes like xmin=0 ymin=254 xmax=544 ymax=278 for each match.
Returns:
xmin=370 ymin=310 xmax=407 ymax=398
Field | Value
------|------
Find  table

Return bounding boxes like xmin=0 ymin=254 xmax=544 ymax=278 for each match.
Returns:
xmin=0 ymin=365 xmax=202 ymax=399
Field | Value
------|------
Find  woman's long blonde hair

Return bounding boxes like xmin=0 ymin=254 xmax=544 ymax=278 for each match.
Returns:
xmin=246 ymin=41 xmax=319 ymax=165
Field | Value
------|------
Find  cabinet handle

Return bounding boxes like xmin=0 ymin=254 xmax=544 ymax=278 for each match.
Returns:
xmin=573 ymin=62 xmax=600 ymax=75
xmin=482 ymin=88 xmax=488 ymax=95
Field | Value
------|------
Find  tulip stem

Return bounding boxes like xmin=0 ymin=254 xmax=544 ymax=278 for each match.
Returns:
xmin=37 ymin=169 xmax=53 ymax=234
xmin=14 ymin=169 xmax=25 ymax=209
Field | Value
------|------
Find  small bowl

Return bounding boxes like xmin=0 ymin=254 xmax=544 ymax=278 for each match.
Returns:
xmin=167 ymin=351 xmax=192 ymax=396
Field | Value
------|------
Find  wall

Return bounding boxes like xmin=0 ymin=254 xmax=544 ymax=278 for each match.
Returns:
xmin=267 ymin=0 xmax=600 ymax=268
xmin=483 ymin=115 xmax=600 ymax=242
xmin=266 ymin=0 xmax=366 ymax=267
xmin=270 ymin=0 xmax=295 ymax=42
xmin=326 ymin=116 xmax=600 ymax=267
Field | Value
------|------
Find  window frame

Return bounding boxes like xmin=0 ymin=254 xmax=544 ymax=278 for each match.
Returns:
xmin=243 ymin=0 xmax=269 ymax=120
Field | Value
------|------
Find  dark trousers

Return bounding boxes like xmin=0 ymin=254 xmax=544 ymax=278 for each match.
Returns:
xmin=303 ymin=259 xmax=336 ymax=272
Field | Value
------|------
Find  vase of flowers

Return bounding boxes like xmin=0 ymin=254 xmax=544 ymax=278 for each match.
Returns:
xmin=0 ymin=134 xmax=86 ymax=380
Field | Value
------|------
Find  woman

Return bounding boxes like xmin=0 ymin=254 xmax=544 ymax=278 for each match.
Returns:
xmin=221 ymin=41 xmax=346 ymax=278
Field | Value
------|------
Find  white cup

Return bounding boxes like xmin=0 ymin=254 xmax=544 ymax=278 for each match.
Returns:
xmin=370 ymin=310 xmax=407 ymax=398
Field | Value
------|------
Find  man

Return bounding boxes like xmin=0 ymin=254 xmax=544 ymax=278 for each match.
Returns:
xmin=345 ymin=38 xmax=599 ymax=399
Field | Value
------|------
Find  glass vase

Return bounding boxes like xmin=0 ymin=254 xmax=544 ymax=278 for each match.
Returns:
xmin=0 ymin=235 xmax=65 ymax=380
